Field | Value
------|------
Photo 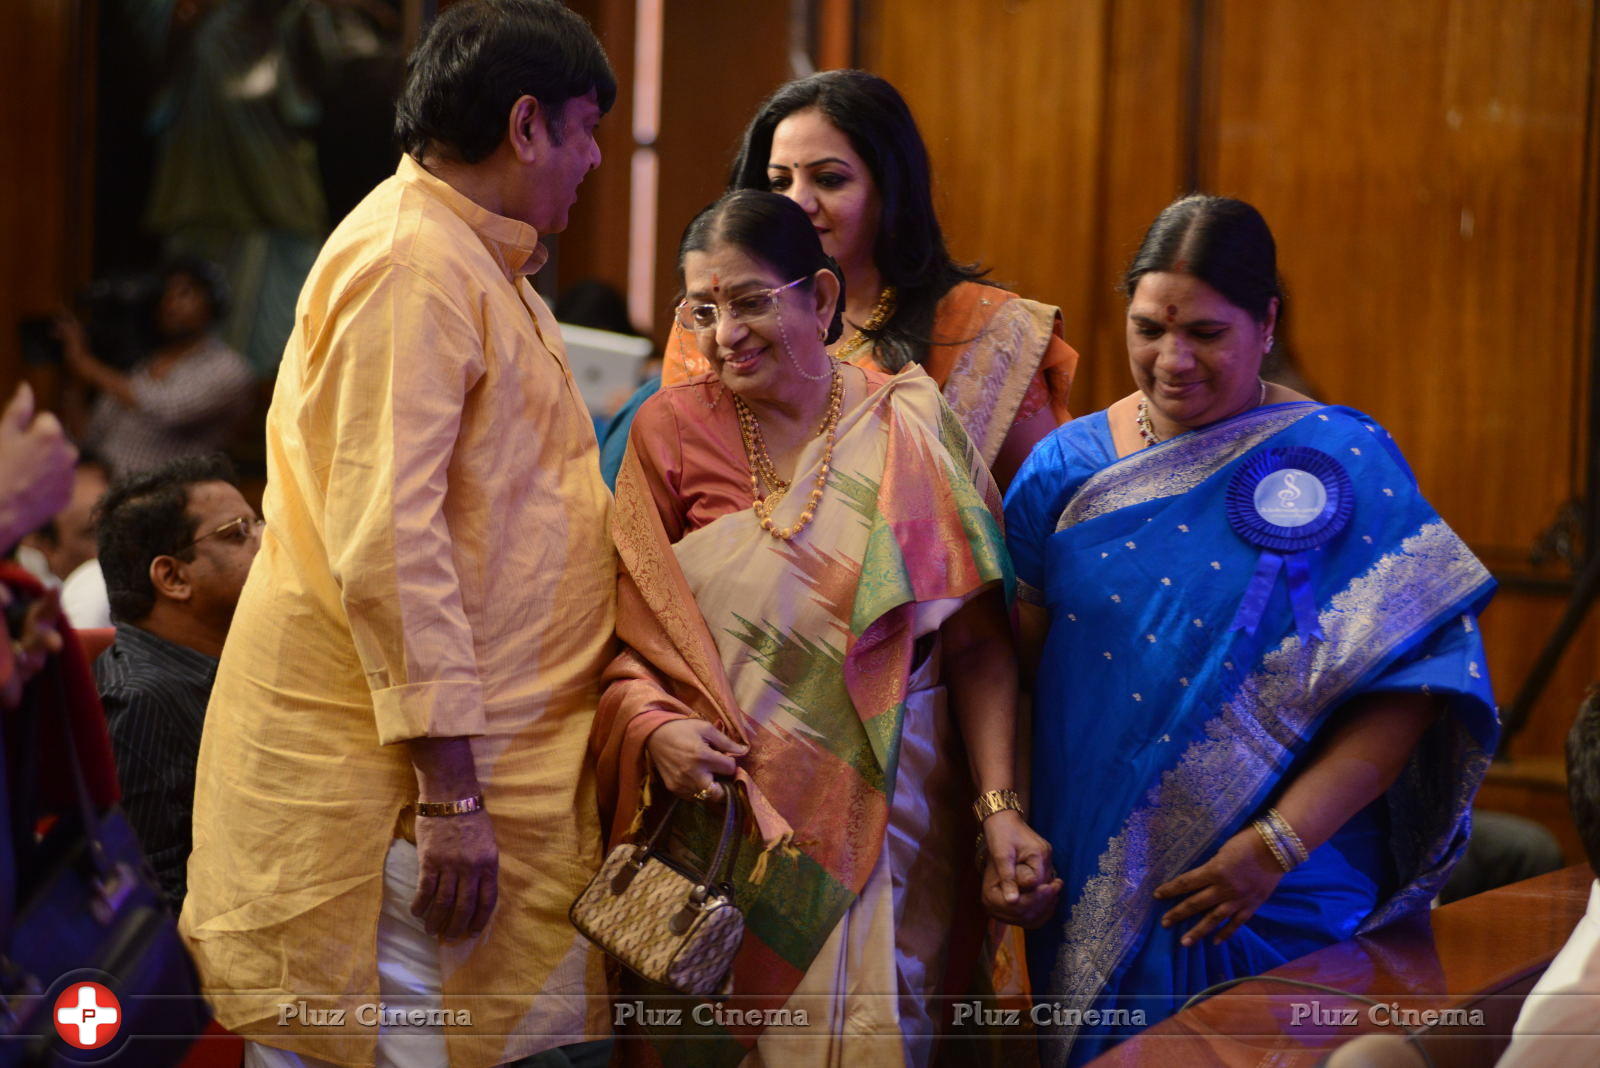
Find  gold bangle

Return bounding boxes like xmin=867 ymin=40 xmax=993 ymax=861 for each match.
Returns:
xmin=1252 ymin=818 xmax=1294 ymax=872
xmin=972 ymin=789 xmax=1023 ymax=824
xmin=1265 ymin=808 xmax=1309 ymax=867
xmin=412 ymin=794 xmax=485 ymax=818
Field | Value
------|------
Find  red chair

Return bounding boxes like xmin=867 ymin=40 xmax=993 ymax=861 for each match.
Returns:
xmin=178 ymin=1020 xmax=244 ymax=1067
xmin=76 ymin=626 xmax=115 ymax=663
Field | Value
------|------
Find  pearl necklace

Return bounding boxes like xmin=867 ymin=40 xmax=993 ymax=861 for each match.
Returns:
xmin=734 ymin=359 xmax=844 ymax=540
xmin=1137 ymin=380 xmax=1268 ymax=446
xmin=834 ymin=286 xmax=897 ymax=362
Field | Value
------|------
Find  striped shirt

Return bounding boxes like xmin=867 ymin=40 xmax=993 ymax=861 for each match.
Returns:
xmin=94 ymin=622 xmax=217 ymax=910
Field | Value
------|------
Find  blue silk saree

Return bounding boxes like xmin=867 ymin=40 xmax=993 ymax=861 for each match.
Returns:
xmin=1004 ymin=403 xmax=1498 ymax=1066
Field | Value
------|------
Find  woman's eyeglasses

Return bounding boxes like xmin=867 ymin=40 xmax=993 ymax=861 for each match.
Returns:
xmin=178 ymin=515 xmax=265 ymax=553
xmin=674 ymin=276 xmax=806 ymax=332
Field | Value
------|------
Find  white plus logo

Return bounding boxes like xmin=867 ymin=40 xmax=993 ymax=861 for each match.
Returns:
xmin=53 ymin=982 xmax=122 ymax=1049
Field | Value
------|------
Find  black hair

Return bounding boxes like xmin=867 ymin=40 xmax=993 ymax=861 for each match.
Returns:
xmin=726 ymin=70 xmax=987 ymax=370
xmin=95 ymin=454 xmax=238 ymax=623
xmin=162 ymin=255 xmax=230 ymax=324
xmin=1124 ymin=194 xmax=1283 ymax=323
xmin=394 ymin=0 xmax=616 ymax=165
xmin=555 ymin=279 xmax=639 ymax=336
xmin=1568 ymin=687 xmax=1600 ymax=876
xmin=678 ymin=191 xmax=846 ymax=345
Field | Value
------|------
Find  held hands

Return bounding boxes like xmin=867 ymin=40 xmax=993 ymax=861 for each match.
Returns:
xmin=411 ymin=809 xmax=499 ymax=942
xmin=981 ymin=811 xmax=1063 ymax=928
xmin=1153 ymin=825 xmax=1284 ymax=946
xmin=645 ymin=718 xmax=748 ymax=803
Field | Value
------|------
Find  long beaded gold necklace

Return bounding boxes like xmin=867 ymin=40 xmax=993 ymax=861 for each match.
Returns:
xmin=734 ymin=359 xmax=844 ymax=540
xmin=834 ymin=286 xmax=898 ymax=362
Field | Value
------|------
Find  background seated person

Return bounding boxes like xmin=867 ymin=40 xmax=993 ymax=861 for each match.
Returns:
xmin=57 ymin=257 xmax=254 ymax=478
xmin=15 ymin=457 xmax=108 ymax=588
xmin=93 ymin=454 xmax=261 ymax=909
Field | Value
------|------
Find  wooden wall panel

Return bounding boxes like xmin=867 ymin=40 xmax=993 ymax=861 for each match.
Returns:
xmin=1081 ymin=0 xmax=1201 ymax=413
xmin=0 ymin=0 xmax=93 ymax=402
xmin=864 ymin=0 xmax=1600 ymax=773
xmin=862 ymin=0 xmax=1219 ymax=413
xmin=1482 ymin=586 xmax=1600 ymax=761
xmin=560 ymin=0 xmax=638 ymax=303
xmin=651 ymin=1 xmax=791 ymax=341
xmin=1202 ymin=0 xmax=1595 ymax=556
xmin=862 ymin=0 xmax=1112 ymax=391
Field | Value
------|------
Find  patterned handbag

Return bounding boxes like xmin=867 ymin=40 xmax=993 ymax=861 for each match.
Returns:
xmin=569 ymin=786 xmax=744 ymax=997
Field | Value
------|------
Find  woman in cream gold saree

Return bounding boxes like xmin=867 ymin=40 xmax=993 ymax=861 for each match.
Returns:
xmin=591 ymin=191 xmax=1059 ymax=1067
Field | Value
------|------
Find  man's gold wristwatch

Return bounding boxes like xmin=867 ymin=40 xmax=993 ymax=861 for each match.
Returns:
xmin=411 ymin=794 xmax=485 ymax=818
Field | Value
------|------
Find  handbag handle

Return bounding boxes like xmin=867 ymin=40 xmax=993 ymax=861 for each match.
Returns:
xmin=695 ymin=784 xmax=743 ymax=900
xmin=618 ymin=779 xmax=743 ymax=903
xmin=44 ymin=662 xmax=113 ymax=881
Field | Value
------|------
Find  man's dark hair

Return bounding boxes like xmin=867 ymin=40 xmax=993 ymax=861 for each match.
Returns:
xmin=394 ymin=0 xmax=616 ymax=164
xmin=1568 ymin=687 xmax=1600 ymax=877
xmin=96 ymin=455 xmax=238 ymax=623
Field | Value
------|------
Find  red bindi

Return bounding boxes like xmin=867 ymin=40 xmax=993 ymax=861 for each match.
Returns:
xmin=1165 ymin=305 xmax=1178 ymax=322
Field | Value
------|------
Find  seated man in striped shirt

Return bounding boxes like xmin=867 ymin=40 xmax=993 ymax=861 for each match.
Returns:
xmin=92 ymin=454 xmax=261 ymax=909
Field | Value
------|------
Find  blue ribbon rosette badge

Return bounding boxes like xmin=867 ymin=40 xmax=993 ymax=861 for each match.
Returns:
xmin=1225 ymin=446 xmax=1353 ymax=642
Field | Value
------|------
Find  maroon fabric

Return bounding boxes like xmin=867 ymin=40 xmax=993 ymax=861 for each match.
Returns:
xmin=1 ymin=561 xmax=120 ymax=810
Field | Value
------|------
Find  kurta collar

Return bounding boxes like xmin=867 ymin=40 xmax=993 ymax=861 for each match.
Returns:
xmin=396 ymin=154 xmax=549 ymax=279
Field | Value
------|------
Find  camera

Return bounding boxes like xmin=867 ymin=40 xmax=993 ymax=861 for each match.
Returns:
xmin=15 ymin=272 xmax=162 ymax=372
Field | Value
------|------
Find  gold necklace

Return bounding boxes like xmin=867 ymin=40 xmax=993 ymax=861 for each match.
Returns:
xmin=834 ymin=286 xmax=897 ymax=362
xmin=1138 ymin=379 xmax=1268 ymax=446
xmin=735 ymin=360 xmax=844 ymax=540
xmin=738 ymin=401 xmax=790 ymax=492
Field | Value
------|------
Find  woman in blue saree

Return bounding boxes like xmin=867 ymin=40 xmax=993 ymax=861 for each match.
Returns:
xmin=1005 ymin=196 xmax=1498 ymax=1066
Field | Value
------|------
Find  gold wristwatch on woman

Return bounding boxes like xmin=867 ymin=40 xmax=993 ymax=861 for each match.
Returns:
xmin=973 ymin=788 xmax=1023 ymax=824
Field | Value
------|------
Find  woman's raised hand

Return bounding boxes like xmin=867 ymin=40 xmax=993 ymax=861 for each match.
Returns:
xmin=981 ymin=811 xmax=1064 ymax=928
xmin=645 ymin=718 xmax=749 ymax=802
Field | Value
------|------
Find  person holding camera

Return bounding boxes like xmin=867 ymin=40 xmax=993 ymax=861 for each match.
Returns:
xmin=57 ymin=257 xmax=254 ymax=478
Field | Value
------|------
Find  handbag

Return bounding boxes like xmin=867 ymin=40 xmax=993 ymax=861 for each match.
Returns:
xmin=0 ymin=651 xmax=208 ymax=1066
xmin=569 ymin=785 xmax=745 ymax=997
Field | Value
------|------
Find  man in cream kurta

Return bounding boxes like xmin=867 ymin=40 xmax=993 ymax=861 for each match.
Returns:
xmin=180 ymin=4 xmax=617 ymax=1065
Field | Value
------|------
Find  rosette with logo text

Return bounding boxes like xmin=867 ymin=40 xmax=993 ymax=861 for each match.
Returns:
xmin=1225 ymin=446 xmax=1353 ymax=642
